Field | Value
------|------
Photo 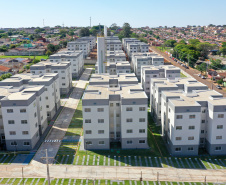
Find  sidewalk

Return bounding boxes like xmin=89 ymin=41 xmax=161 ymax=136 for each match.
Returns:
xmin=31 ymin=68 xmax=92 ymax=165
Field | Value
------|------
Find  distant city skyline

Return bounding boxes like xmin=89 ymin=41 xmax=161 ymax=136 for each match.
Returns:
xmin=0 ymin=0 xmax=225 ymax=28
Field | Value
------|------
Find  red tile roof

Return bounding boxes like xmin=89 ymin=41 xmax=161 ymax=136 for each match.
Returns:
xmin=0 ymin=65 xmax=11 ymax=72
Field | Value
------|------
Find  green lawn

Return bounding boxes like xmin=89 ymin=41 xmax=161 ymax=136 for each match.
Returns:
xmin=0 ymin=55 xmax=49 ymax=60
xmin=0 ymin=178 xmax=218 ymax=185
xmin=156 ymin=46 xmax=172 ymax=53
xmin=180 ymin=72 xmax=187 ymax=77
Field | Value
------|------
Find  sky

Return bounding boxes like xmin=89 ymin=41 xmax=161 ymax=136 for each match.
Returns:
xmin=0 ymin=0 xmax=226 ymax=28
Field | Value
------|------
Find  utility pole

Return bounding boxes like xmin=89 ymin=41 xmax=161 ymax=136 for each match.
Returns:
xmin=204 ymin=176 xmax=206 ymax=185
xmin=140 ymin=171 xmax=142 ymax=185
xmin=41 ymin=149 xmax=53 ymax=185
xmin=90 ymin=17 xmax=91 ymax=28
xmin=157 ymin=172 xmax=159 ymax=182
xmin=22 ymin=167 xmax=24 ymax=185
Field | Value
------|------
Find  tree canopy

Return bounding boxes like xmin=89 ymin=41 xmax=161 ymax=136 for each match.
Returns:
xmin=79 ymin=28 xmax=90 ymax=37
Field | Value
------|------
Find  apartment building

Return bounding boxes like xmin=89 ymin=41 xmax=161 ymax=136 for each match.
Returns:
xmin=49 ymin=50 xmax=84 ymax=78
xmin=106 ymin=50 xmax=126 ymax=62
xmin=141 ymin=65 xmax=181 ymax=95
xmin=82 ymin=73 xmax=148 ymax=149
xmin=95 ymin=61 xmax=131 ymax=74
xmin=161 ymin=89 xmax=226 ymax=156
xmin=0 ymin=85 xmax=47 ymax=151
xmin=122 ymin=38 xmax=140 ymax=51
xmin=76 ymin=37 xmax=96 ymax=50
xmin=127 ymin=42 xmax=149 ymax=59
xmin=30 ymin=61 xmax=72 ymax=95
xmin=106 ymin=40 xmax=122 ymax=51
xmin=67 ymin=41 xmax=90 ymax=58
xmin=0 ymin=73 xmax=60 ymax=121
xmin=150 ymin=78 xmax=208 ymax=125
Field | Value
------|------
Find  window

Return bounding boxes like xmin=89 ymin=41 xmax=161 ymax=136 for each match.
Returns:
xmin=116 ymin=113 xmax=120 ymax=117
xmin=98 ymin=130 xmax=104 ymax=134
xmin=189 ymin=126 xmax=195 ymax=130
xmin=127 ymin=129 xmax=133 ymax=133
xmin=188 ymin=136 xmax=194 ymax=140
xmin=61 ymin=71 xmax=65 ymax=73
xmin=201 ymin=120 xmax=205 ymax=123
xmin=216 ymin=136 xmax=222 ymax=140
xmin=176 ymin=126 xmax=182 ymax=130
xmin=34 ymin=112 xmax=37 ymax=117
xmin=127 ymin=140 xmax=132 ymax=144
xmin=139 ymin=140 xmax=145 ymax=144
xmin=8 ymin=120 xmax=15 ymax=124
xmin=217 ymin=125 xmax=223 ymax=129
xmin=11 ymin=141 xmax=17 ymax=146
xmin=215 ymin=146 xmax=222 ymax=151
xmin=36 ymin=132 xmax=39 ymax=138
xmin=116 ymin=103 xmax=120 ymax=106
xmin=201 ymin=130 xmax=205 ymax=134
xmin=200 ymin=138 xmax=205 ymax=144
xmin=9 ymin=131 xmax=16 ymax=135
xmin=85 ymin=119 xmax=91 ymax=123
xmin=139 ymin=107 xmax=145 ymax=111
xmin=84 ymin=108 xmax=91 ymax=112
xmin=54 ymin=71 xmax=58 ymax=73
xmin=99 ymin=141 xmax=105 ymax=145
xmin=139 ymin=118 xmax=145 ymax=122
xmin=110 ymin=103 xmax=114 ymax=107
xmin=62 ymin=77 xmax=65 ymax=79
xmin=218 ymin=114 xmax=224 ymax=118
xmin=35 ymin=123 xmax=38 ymax=128
xmin=7 ymin=109 xmax=13 ymax=113
xmin=46 ymin=105 xmax=49 ymax=108
xmin=22 ymin=131 xmax=29 ymax=135
xmin=40 ymin=97 xmax=42 ymax=101
xmin=176 ymin=115 xmax=183 ymax=119
xmin=62 ymin=83 xmax=66 ymax=86
xmin=85 ymin=130 xmax=92 ymax=134
xmin=21 ymin=120 xmax=27 ymax=124
xmin=175 ymin=147 xmax=181 ymax=152
xmin=86 ymin=141 xmax=92 ymax=145
xmin=98 ymin=119 xmax=104 ymax=123
xmin=188 ymin=147 xmax=194 ymax=151
xmin=46 ymin=97 xmax=48 ymax=100
xmin=139 ymin=129 xmax=145 ymax=133
xmin=202 ymin=109 xmax=206 ymax=113
xmin=24 ymin=142 xmax=30 ymax=146
xmin=169 ymin=108 xmax=171 ymax=112
xmin=126 ymin=107 xmax=133 ymax=111
xmin=20 ymin=109 xmax=26 ymax=113
xmin=176 ymin=137 xmax=182 ymax=140
xmin=126 ymin=118 xmax=133 ymax=123
xmin=189 ymin=115 xmax=196 ymax=119
xmin=97 ymin=108 xmax=104 ymax=112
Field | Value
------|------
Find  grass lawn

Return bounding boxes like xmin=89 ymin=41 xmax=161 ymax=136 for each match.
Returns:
xmin=156 ymin=46 xmax=172 ymax=53
xmin=0 ymin=55 xmax=49 ymax=60
xmin=180 ymin=72 xmax=187 ymax=77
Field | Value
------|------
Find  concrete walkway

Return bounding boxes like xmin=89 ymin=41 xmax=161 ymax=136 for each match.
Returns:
xmin=31 ymin=68 xmax=92 ymax=165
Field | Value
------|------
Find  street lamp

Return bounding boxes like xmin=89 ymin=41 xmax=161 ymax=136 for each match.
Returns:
xmin=13 ymin=141 xmax=17 ymax=156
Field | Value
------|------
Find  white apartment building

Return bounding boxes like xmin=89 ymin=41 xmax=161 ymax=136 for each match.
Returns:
xmin=106 ymin=40 xmax=122 ymax=51
xmin=67 ymin=41 xmax=90 ymax=58
xmin=0 ymin=73 xmax=61 ymax=121
xmin=132 ymin=55 xmax=164 ymax=80
xmin=127 ymin=42 xmax=149 ymax=59
xmin=141 ymin=65 xmax=181 ymax=95
xmin=95 ymin=61 xmax=131 ymax=75
xmin=49 ymin=50 xmax=84 ymax=78
xmin=0 ymin=85 xmax=47 ymax=151
xmin=82 ymin=73 xmax=148 ymax=149
xmin=150 ymin=78 xmax=208 ymax=125
xmin=76 ymin=37 xmax=96 ymax=50
xmin=106 ymin=50 xmax=126 ymax=62
xmin=30 ymin=61 xmax=72 ymax=95
xmin=161 ymin=89 xmax=226 ymax=156
xmin=122 ymin=38 xmax=140 ymax=52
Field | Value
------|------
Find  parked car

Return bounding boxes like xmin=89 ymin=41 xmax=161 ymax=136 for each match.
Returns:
xmin=216 ymin=85 xmax=222 ymax=89
xmin=201 ymin=76 xmax=206 ymax=79
xmin=40 ymin=58 xmax=46 ymax=61
xmin=184 ymin=66 xmax=189 ymax=69
xmin=198 ymin=74 xmax=202 ymax=77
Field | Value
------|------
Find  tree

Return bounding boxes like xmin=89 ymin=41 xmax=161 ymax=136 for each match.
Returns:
xmin=47 ymin=44 xmax=56 ymax=52
xmin=9 ymin=44 xmax=16 ymax=49
xmin=222 ymin=42 xmax=226 ymax=48
xmin=79 ymin=28 xmax=90 ymax=37
xmin=217 ymin=79 xmax=223 ymax=85
xmin=110 ymin=23 xmax=118 ymax=30
xmin=91 ymin=29 xmax=97 ymax=36
xmin=164 ymin=40 xmax=177 ymax=47
xmin=46 ymin=50 xmax=52 ymax=56
xmin=32 ymin=59 xmax=40 ymax=64
xmin=196 ymin=63 xmax=207 ymax=74
xmin=188 ymin=39 xmax=200 ymax=45
xmin=209 ymin=59 xmax=222 ymax=70
xmin=196 ymin=42 xmax=213 ymax=59
xmin=220 ymin=47 xmax=226 ymax=57
xmin=178 ymin=40 xmax=186 ymax=45
xmin=122 ymin=23 xmax=132 ymax=38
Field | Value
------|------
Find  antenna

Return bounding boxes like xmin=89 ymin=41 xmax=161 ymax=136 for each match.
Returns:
xmin=43 ymin=19 xmax=45 ymax=27
xmin=90 ymin=17 xmax=91 ymax=28
xmin=62 ymin=22 xmax=64 ymax=28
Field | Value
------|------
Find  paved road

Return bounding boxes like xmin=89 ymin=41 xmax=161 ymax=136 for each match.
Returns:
xmin=1 ymin=165 xmax=226 ymax=182
xmin=31 ymin=68 xmax=92 ymax=166
xmin=150 ymin=47 xmax=226 ymax=97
